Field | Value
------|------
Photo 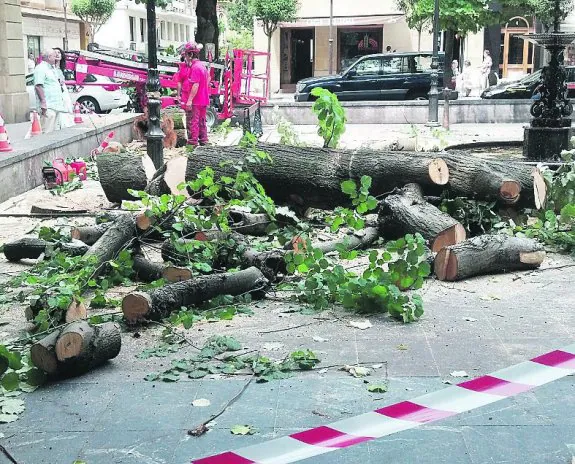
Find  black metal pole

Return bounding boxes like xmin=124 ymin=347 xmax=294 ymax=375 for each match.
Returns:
xmin=427 ymin=0 xmax=440 ymax=126
xmin=146 ymin=0 xmax=164 ymax=168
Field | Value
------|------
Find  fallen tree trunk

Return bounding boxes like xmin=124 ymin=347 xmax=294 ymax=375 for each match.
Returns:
xmin=97 ymin=151 xmax=155 ymax=204
xmin=434 ymin=234 xmax=545 ymax=281
xmin=54 ymin=321 xmax=121 ymax=377
xmin=70 ymin=223 xmax=112 ymax=245
xmin=30 ymin=330 xmax=61 ymax=375
xmin=122 ymin=266 xmax=268 ymax=323
xmin=84 ymin=213 xmax=136 ymax=275
xmin=442 ymin=152 xmax=544 ymax=206
xmin=132 ymin=254 xmax=165 ymax=282
xmin=379 ymin=184 xmax=466 ymax=252
xmin=228 ymin=209 xmax=272 ymax=236
xmin=287 ymin=227 xmax=380 ymax=254
xmin=3 ymin=237 xmax=89 ymax=261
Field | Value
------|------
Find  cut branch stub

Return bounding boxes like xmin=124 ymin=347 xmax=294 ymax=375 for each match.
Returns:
xmin=428 ymin=158 xmax=449 ymax=185
xmin=532 ymin=168 xmax=547 ymax=210
xmin=70 ymin=223 xmax=112 ymax=245
xmin=434 ymin=234 xmax=545 ymax=281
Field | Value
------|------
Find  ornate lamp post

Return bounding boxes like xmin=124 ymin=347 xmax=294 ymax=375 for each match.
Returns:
xmin=328 ymin=0 xmax=334 ymax=75
xmin=427 ymin=0 xmax=440 ymax=126
xmin=146 ymin=0 xmax=164 ymax=168
xmin=522 ymin=0 xmax=575 ymax=160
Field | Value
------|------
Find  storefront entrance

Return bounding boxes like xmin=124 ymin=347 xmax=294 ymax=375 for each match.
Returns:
xmin=280 ymin=28 xmax=315 ymax=88
xmin=338 ymin=28 xmax=383 ymax=72
xmin=500 ymin=16 xmax=535 ymax=78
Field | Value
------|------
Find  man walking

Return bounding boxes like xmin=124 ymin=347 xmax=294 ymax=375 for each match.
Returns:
xmin=174 ymin=41 xmax=210 ymax=147
xmin=33 ymin=49 xmax=68 ymax=134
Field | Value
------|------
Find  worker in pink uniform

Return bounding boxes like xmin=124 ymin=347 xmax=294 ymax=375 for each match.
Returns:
xmin=174 ymin=41 xmax=210 ymax=147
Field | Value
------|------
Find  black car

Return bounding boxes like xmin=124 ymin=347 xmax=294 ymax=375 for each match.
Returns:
xmin=294 ymin=52 xmax=445 ymax=102
xmin=481 ymin=67 xmax=575 ymax=99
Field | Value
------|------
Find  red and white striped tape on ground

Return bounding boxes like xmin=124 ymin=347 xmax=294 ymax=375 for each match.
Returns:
xmin=191 ymin=343 xmax=575 ymax=464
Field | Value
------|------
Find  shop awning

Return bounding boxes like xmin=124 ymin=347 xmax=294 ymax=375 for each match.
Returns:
xmin=278 ymin=14 xmax=404 ymax=28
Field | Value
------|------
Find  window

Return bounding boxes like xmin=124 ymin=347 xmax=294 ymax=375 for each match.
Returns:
xmin=185 ymin=25 xmax=190 ymax=40
xmin=168 ymin=22 xmax=173 ymax=41
xmin=413 ymin=54 xmax=433 ymax=72
xmin=160 ymin=21 xmax=165 ymax=40
xmin=180 ymin=24 xmax=185 ymax=41
xmin=140 ymin=18 xmax=146 ymax=43
xmin=174 ymin=23 xmax=179 ymax=41
xmin=354 ymin=57 xmax=381 ymax=76
xmin=27 ymin=36 xmax=41 ymax=61
xmin=129 ymin=16 xmax=135 ymax=43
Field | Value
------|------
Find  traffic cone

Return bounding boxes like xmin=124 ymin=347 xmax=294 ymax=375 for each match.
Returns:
xmin=90 ymin=131 xmax=115 ymax=157
xmin=30 ymin=111 xmax=42 ymax=137
xmin=73 ymin=103 xmax=83 ymax=124
xmin=0 ymin=115 xmax=12 ymax=153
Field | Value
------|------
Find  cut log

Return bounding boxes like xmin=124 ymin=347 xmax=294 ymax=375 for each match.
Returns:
xmin=95 ymin=210 xmax=129 ymax=224
xmin=163 ymin=266 xmax=193 ymax=282
xmin=30 ymin=330 xmax=61 ymax=375
xmin=70 ymin=223 xmax=112 ymax=245
xmin=228 ymin=209 xmax=271 ymax=236
xmin=122 ymin=266 xmax=268 ymax=323
xmin=54 ymin=321 xmax=121 ymax=377
xmin=242 ymin=249 xmax=287 ymax=281
xmin=379 ymin=184 xmax=466 ymax=252
xmin=442 ymin=152 xmax=542 ymax=206
xmin=27 ymin=296 xmax=87 ymax=322
xmin=65 ymin=299 xmax=87 ymax=323
xmin=84 ymin=213 xmax=136 ymax=274
xmin=532 ymin=168 xmax=547 ymax=210
xmin=142 ymin=145 xmax=451 ymax=210
xmin=132 ymin=254 xmax=165 ymax=282
xmin=301 ymin=227 xmax=380 ymax=254
xmin=97 ymin=151 xmax=154 ymax=204
xmin=434 ymin=234 xmax=545 ymax=282
xmin=3 ymin=237 xmax=89 ymax=261
xmin=145 ymin=157 xmax=190 ymax=197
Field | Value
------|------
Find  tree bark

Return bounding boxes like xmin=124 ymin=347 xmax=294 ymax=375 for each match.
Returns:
xmin=70 ymin=223 xmax=113 ymax=245
xmin=195 ymin=0 xmax=219 ymax=60
xmin=434 ymin=235 xmax=545 ymax=282
xmin=84 ymin=213 xmax=136 ymax=275
xmin=54 ymin=321 xmax=121 ymax=377
xmin=97 ymin=151 xmax=153 ymax=204
xmin=122 ymin=266 xmax=268 ymax=323
xmin=228 ymin=209 xmax=272 ymax=236
xmin=132 ymin=254 xmax=165 ymax=282
xmin=379 ymin=184 xmax=466 ymax=252
xmin=2 ymin=238 xmax=89 ymax=261
xmin=146 ymin=145 xmax=450 ymax=211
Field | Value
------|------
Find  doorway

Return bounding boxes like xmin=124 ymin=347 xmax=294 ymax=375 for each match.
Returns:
xmin=500 ymin=16 xmax=535 ymax=78
xmin=291 ymin=29 xmax=314 ymax=83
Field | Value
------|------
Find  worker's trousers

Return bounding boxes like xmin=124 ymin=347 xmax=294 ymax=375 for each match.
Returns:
xmin=186 ymin=105 xmax=208 ymax=146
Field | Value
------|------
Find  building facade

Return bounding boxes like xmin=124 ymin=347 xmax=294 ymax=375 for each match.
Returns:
xmin=95 ymin=0 xmax=197 ymax=53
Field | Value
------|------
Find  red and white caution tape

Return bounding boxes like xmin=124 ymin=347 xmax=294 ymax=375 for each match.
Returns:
xmin=191 ymin=343 xmax=575 ymax=464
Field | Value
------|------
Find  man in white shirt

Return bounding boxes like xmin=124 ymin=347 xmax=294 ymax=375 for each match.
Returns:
xmin=33 ymin=49 xmax=68 ymax=134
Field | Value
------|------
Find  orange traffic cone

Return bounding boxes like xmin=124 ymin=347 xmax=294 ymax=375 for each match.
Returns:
xmin=30 ymin=111 xmax=42 ymax=137
xmin=73 ymin=103 xmax=83 ymax=124
xmin=0 ymin=115 xmax=12 ymax=153
xmin=90 ymin=131 xmax=115 ymax=157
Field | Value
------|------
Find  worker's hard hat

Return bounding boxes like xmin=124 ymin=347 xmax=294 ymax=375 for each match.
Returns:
xmin=180 ymin=41 xmax=203 ymax=55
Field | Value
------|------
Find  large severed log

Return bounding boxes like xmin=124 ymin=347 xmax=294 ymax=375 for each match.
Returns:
xmin=122 ymin=266 xmax=268 ymax=323
xmin=97 ymin=151 xmax=155 ymax=204
xmin=30 ymin=330 xmax=61 ymax=375
xmin=70 ymin=223 xmax=112 ymax=245
xmin=434 ymin=234 xmax=545 ymax=282
xmin=379 ymin=184 xmax=466 ymax=252
xmin=442 ymin=152 xmax=544 ymax=205
xmin=54 ymin=321 xmax=121 ymax=377
xmin=132 ymin=254 xmax=165 ymax=282
xmin=84 ymin=213 xmax=136 ymax=275
xmin=143 ymin=145 xmax=450 ymax=210
xmin=3 ymin=237 xmax=89 ymax=262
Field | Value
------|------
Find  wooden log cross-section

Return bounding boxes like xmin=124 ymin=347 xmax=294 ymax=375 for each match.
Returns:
xmin=434 ymin=234 xmax=545 ymax=281
xmin=31 ymin=322 xmax=121 ymax=378
xmin=379 ymin=184 xmax=466 ymax=252
xmin=122 ymin=266 xmax=269 ymax=323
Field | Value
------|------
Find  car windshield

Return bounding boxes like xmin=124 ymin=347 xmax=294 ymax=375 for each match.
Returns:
xmin=519 ymin=70 xmax=541 ymax=85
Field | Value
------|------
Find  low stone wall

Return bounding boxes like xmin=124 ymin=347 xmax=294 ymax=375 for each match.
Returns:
xmin=262 ymin=99 xmax=533 ymax=125
xmin=0 ymin=113 xmax=136 ymax=203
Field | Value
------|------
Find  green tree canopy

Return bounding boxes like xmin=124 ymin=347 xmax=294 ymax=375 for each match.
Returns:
xmin=502 ymin=0 xmax=574 ymax=31
xmin=252 ymin=0 xmax=298 ymax=50
xmin=226 ymin=0 xmax=254 ymax=33
xmin=71 ymin=0 xmax=115 ymax=43
xmin=410 ymin=0 xmax=495 ymax=35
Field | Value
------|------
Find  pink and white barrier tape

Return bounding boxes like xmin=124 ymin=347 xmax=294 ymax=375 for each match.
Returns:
xmin=192 ymin=343 xmax=575 ymax=463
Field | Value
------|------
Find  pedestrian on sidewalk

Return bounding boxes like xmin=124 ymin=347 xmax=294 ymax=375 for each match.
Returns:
xmin=33 ymin=49 xmax=68 ymax=134
xmin=53 ymin=47 xmax=75 ymax=129
xmin=174 ymin=41 xmax=210 ymax=147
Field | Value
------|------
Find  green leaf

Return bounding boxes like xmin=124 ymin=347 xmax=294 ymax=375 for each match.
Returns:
xmin=297 ymin=263 xmax=309 ymax=273
xmin=0 ymin=356 xmax=8 ymax=377
xmin=372 ymin=285 xmax=388 ymax=297
xmin=230 ymin=424 xmax=256 ymax=435
xmin=418 ymin=262 xmax=431 ymax=277
xmin=160 ymin=373 xmax=181 ymax=382
xmin=188 ymin=370 xmax=207 ymax=379
xmin=360 ymin=175 xmax=372 ymax=190
xmin=1 ymin=372 xmax=20 ymax=391
xmin=367 ymin=384 xmax=388 ymax=393
xmin=341 ymin=180 xmax=357 ymax=195
xmin=25 ymin=368 xmax=46 ymax=386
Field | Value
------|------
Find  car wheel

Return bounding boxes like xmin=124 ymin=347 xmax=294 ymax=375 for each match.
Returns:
xmin=77 ymin=97 xmax=101 ymax=114
xmin=206 ymin=106 xmax=217 ymax=131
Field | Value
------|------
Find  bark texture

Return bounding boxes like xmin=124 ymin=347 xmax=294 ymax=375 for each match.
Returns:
xmin=97 ymin=151 xmax=151 ymax=204
xmin=379 ymin=184 xmax=466 ymax=252
xmin=132 ymin=254 xmax=165 ymax=282
xmin=434 ymin=234 xmax=545 ymax=281
xmin=70 ymin=223 xmax=112 ymax=245
xmin=3 ymin=237 xmax=89 ymax=261
xmin=195 ymin=0 xmax=219 ymax=60
xmin=122 ymin=266 xmax=268 ymax=323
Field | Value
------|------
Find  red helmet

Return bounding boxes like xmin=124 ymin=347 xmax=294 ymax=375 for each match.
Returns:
xmin=180 ymin=41 xmax=203 ymax=56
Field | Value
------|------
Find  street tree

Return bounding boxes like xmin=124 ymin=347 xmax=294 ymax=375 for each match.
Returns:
xmin=251 ymin=0 xmax=299 ymax=59
xmin=502 ymin=0 xmax=574 ymax=31
xmin=71 ymin=0 xmax=115 ymax=44
xmin=227 ymin=0 xmax=254 ymax=33
xmin=395 ymin=0 xmax=430 ymax=51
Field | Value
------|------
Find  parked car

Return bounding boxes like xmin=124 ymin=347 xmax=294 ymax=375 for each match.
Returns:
xmin=26 ymin=73 xmax=129 ymax=114
xmin=294 ymin=52 xmax=445 ymax=102
xmin=481 ymin=67 xmax=575 ymax=99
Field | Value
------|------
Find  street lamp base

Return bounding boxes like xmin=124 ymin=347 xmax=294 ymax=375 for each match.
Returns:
xmin=425 ymin=121 xmax=441 ymax=127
